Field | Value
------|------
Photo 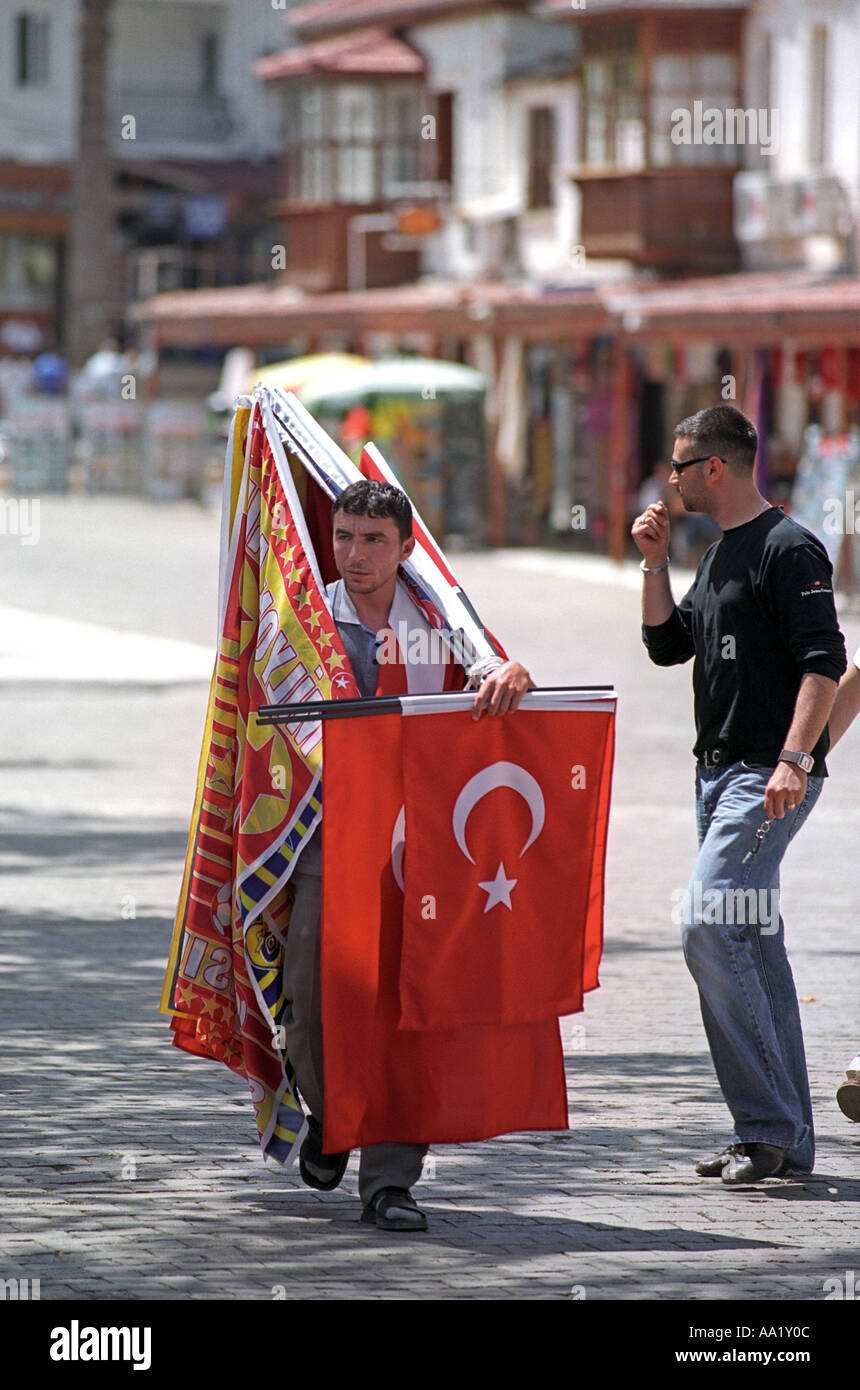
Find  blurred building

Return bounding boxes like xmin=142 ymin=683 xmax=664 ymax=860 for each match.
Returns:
xmin=129 ymin=0 xmax=860 ymax=555
xmin=0 ymin=0 xmax=291 ymax=355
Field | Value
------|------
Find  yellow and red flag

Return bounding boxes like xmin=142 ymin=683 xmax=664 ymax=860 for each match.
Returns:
xmin=163 ymin=394 xmax=361 ymax=1162
xmin=162 ymin=387 xmax=512 ymax=1162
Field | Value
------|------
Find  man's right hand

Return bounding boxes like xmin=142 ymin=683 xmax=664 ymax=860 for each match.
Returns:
xmin=632 ymin=502 xmax=670 ymax=566
xmin=472 ymin=660 xmax=532 ymax=720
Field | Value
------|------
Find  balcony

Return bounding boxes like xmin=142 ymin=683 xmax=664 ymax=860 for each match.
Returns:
xmin=574 ymin=167 xmax=739 ymax=273
xmin=276 ymin=135 xmax=429 ymax=290
xmin=111 ymin=87 xmax=235 ymax=150
xmin=274 ymin=203 xmax=421 ymax=293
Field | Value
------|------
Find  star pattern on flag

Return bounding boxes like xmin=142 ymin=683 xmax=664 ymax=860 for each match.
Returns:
xmin=208 ymin=751 xmax=234 ymax=796
xmin=287 ymin=565 xmax=302 ymax=586
xmin=333 ymin=674 xmax=351 ymax=690
xmin=327 ymin=649 xmax=346 ymax=669
xmin=296 ymin=586 xmax=312 ymax=610
xmin=477 ymin=862 xmax=518 ymax=914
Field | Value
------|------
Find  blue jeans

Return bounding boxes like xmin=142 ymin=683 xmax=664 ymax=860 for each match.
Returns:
xmin=681 ymin=761 xmax=823 ymax=1171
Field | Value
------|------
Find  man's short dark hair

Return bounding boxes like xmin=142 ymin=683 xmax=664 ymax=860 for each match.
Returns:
xmin=332 ymin=479 xmax=413 ymax=542
xmin=674 ymin=405 xmax=758 ymax=476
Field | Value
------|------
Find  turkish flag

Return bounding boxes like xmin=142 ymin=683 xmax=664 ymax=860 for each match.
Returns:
xmin=399 ymin=703 xmax=615 ymax=1029
xmin=320 ymin=710 xmax=569 ymax=1152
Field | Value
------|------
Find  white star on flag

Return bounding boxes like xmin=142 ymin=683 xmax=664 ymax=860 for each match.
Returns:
xmin=334 ymin=675 xmax=351 ymax=689
xmin=477 ymin=861 xmax=518 ymax=913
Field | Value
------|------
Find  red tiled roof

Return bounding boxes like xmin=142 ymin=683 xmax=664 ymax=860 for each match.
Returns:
xmin=598 ymin=269 xmax=860 ymax=328
xmin=136 ymin=280 xmax=455 ymax=319
xmin=131 ymin=278 xmax=605 ymax=346
xmin=538 ymin=0 xmax=747 ymax=14
xmin=289 ymin=0 xmax=506 ymax=38
xmin=289 ymin=0 xmax=746 ymax=33
xmin=131 ymin=271 xmax=860 ymax=349
xmin=255 ymin=27 xmax=424 ymax=80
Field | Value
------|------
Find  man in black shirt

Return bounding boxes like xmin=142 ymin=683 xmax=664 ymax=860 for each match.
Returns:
xmin=633 ymin=405 xmax=846 ymax=1184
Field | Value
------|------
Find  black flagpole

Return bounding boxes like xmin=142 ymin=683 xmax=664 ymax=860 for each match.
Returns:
xmin=257 ymin=686 xmax=614 ymax=726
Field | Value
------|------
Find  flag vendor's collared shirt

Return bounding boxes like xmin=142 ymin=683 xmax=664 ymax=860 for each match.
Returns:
xmin=297 ymin=578 xmax=444 ymax=874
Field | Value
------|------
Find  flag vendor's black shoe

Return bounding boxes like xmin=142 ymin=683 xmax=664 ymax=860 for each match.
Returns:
xmin=360 ymin=1187 xmax=428 ymax=1232
xmin=299 ymin=1116 xmax=350 ymax=1191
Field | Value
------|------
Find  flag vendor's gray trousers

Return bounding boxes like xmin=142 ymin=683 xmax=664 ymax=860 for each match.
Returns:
xmin=281 ymin=869 xmax=427 ymax=1206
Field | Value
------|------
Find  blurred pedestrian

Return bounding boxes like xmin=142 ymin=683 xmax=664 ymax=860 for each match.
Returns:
xmin=73 ymin=338 xmax=131 ymax=401
xmin=638 ymin=459 xmax=673 ymax=512
xmin=33 ymin=350 xmax=68 ymax=395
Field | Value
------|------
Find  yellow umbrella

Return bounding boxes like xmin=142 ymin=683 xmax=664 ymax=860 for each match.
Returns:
xmin=247 ymin=353 xmax=368 ymax=398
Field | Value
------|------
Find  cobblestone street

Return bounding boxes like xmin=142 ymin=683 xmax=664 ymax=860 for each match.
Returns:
xmin=1 ymin=499 xmax=858 ymax=1303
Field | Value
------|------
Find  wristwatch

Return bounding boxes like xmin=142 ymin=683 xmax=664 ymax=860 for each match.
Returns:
xmin=778 ymin=748 xmax=814 ymax=774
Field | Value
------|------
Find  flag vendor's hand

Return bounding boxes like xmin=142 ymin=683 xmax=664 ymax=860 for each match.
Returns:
xmin=472 ymin=661 xmax=533 ymax=720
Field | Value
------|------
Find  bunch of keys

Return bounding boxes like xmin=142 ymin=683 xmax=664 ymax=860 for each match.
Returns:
xmin=741 ymin=817 xmax=774 ymax=864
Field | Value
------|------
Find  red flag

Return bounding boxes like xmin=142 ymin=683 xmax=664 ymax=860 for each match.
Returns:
xmin=320 ymin=710 xmax=568 ymax=1152
xmin=583 ymin=706 xmax=614 ymax=993
xmin=399 ymin=703 xmax=615 ymax=1029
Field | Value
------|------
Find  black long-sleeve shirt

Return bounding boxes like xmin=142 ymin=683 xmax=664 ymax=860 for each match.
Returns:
xmin=642 ymin=507 xmax=847 ymax=776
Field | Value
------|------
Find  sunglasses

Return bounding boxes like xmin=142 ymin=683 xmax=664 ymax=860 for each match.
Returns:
xmin=670 ymin=455 xmax=725 ymax=473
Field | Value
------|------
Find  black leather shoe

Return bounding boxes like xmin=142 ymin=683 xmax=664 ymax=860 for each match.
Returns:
xmin=695 ymin=1144 xmax=739 ymax=1176
xmin=299 ymin=1116 xmax=350 ymax=1191
xmin=360 ymin=1187 xmax=428 ymax=1232
xmin=720 ymin=1142 xmax=787 ymax=1185
xmin=696 ymin=1143 xmax=797 ymax=1178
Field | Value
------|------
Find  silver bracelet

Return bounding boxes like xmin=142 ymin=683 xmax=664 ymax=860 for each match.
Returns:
xmin=640 ymin=556 xmax=670 ymax=575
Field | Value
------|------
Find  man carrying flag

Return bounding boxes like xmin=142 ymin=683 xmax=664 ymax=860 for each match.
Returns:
xmin=285 ymin=478 xmax=531 ymax=1231
xmin=164 ymin=386 xmax=615 ymax=1238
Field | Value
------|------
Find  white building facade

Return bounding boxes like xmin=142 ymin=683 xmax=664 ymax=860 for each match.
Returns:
xmin=0 ymin=0 xmax=289 ymax=163
xmin=0 ymin=0 xmax=292 ymax=349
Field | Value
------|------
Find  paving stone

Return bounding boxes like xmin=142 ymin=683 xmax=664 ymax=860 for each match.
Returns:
xmin=1 ymin=506 xmax=858 ymax=1300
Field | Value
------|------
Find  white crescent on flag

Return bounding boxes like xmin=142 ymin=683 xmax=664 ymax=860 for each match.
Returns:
xmin=452 ymin=761 xmax=546 ymax=866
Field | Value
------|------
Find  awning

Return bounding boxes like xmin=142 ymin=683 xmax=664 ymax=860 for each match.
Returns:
xmin=130 ymin=270 xmax=860 ymax=350
xmin=536 ymin=0 xmax=748 ymax=15
xmin=130 ymin=278 xmax=609 ymax=347
xmin=598 ymin=270 xmax=860 ymax=344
